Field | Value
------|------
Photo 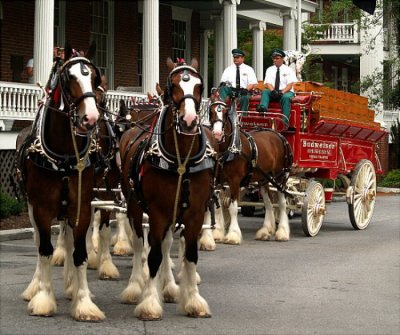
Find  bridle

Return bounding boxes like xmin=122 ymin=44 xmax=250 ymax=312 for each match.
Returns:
xmin=166 ymin=65 xmax=204 ymax=133
xmin=58 ymin=56 xmax=101 ymax=128
xmin=209 ymin=99 xmax=231 ymax=143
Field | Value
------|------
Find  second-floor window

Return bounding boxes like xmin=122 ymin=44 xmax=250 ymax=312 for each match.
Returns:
xmin=172 ymin=19 xmax=186 ymax=61
xmin=90 ymin=0 xmax=109 ymax=77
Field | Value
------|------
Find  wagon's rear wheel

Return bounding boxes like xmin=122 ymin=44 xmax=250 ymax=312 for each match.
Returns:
xmin=348 ymin=159 xmax=376 ymax=230
xmin=302 ymin=181 xmax=326 ymax=237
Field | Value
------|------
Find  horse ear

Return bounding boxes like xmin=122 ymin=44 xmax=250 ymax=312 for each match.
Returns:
xmin=64 ymin=42 xmax=73 ymax=61
xmin=156 ymin=83 xmax=164 ymax=96
xmin=190 ymin=58 xmax=199 ymax=70
xmin=86 ymin=41 xmax=97 ymax=60
xmin=166 ymin=58 xmax=175 ymax=71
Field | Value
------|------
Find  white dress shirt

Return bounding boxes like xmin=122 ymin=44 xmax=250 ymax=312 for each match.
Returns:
xmin=263 ymin=64 xmax=297 ymax=92
xmin=220 ymin=63 xmax=258 ymax=88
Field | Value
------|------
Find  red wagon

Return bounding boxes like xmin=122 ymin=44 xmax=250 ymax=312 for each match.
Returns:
xmin=238 ymin=81 xmax=386 ymax=236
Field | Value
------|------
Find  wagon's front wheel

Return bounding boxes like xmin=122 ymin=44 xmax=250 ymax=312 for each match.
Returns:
xmin=302 ymin=181 xmax=326 ymax=237
xmin=347 ymin=159 xmax=376 ymax=230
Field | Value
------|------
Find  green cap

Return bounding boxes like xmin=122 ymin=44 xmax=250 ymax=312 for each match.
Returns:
xmin=232 ymin=48 xmax=245 ymax=57
xmin=271 ymin=48 xmax=285 ymax=57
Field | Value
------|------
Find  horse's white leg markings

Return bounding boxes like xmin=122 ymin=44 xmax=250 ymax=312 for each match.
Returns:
xmin=178 ymin=259 xmax=211 ymax=318
xmin=159 ymin=228 xmax=179 ymax=303
xmin=26 ymin=203 xmax=57 ymax=316
xmin=22 ymin=204 xmax=40 ymax=301
xmin=212 ymin=197 xmax=226 ymax=242
xmin=199 ymin=209 xmax=216 ymax=251
xmin=63 ymin=223 xmax=75 ymax=300
xmin=224 ymin=200 xmax=242 ymax=245
xmin=256 ymin=187 xmax=275 ymax=240
xmin=121 ymin=228 xmax=145 ymax=304
xmin=112 ymin=212 xmax=133 ymax=255
xmin=70 ymin=261 xmax=105 ymax=321
xmin=91 ymin=210 xmax=100 ymax=253
xmin=275 ymin=192 xmax=290 ymax=241
xmin=134 ymin=276 xmax=163 ymax=320
xmin=52 ymin=220 xmax=66 ymax=266
xmin=68 ymin=63 xmax=98 ymax=125
xmin=98 ymin=224 xmax=120 ymax=280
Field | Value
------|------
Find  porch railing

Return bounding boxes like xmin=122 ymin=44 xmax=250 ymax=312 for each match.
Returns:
xmin=309 ymin=21 xmax=359 ymax=43
xmin=0 ymin=82 xmax=209 ymax=126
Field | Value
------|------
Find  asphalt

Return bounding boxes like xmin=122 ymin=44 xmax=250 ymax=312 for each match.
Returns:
xmin=1 ymin=187 xmax=398 ymax=242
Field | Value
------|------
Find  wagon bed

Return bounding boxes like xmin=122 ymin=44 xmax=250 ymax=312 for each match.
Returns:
xmin=237 ymin=82 xmax=387 ymax=236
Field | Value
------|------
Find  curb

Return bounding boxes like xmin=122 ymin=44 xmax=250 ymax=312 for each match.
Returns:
xmin=0 ymin=225 xmax=60 ymax=242
xmin=377 ymin=186 xmax=400 ymax=194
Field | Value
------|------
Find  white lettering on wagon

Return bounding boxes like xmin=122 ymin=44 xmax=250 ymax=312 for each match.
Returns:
xmin=301 ymin=139 xmax=337 ymax=161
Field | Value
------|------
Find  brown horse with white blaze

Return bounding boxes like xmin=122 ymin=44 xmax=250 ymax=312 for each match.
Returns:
xmin=119 ymin=58 xmax=216 ymax=320
xmin=207 ymin=87 xmax=293 ymax=244
xmin=15 ymin=42 xmax=105 ymax=321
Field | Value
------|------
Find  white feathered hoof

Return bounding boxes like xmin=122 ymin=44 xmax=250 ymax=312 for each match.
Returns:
xmin=71 ymin=297 xmax=105 ymax=322
xmin=87 ymin=250 xmax=98 ymax=270
xmin=223 ymin=231 xmax=241 ymax=245
xmin=275 ymin=229 xmax=289 ymax=242
xmin=51 ymin=247 xmax=65 ymax=266
xmin=181 ymin=294 xmax=211 ymax=318
xmin=98 ymin=260 xmax=120 ymax=280
xmin=121 ymin=283 xmax=143 ymax=305
xmin=162 ymin=282 xmax=180 ymax=303
xmin=255 ymin=227 xmax=272 ymax=241
xmin=134 ymin=298 xmax=163 ymax=321
xmin=112 ymin=241 xmax=133 ymax=256
xmin=199 ymin=237 xmax=216 ymax=251
xmin=27 ymin=291 xmax=57 ymax=317
xmin=212 ymin=228 xmax=225 ymax=243
xmin=22 ymin=279 xmax=40 ymax=301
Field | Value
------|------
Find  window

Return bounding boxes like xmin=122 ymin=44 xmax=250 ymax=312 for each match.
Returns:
xmin=91 ymin=0 xmax=109 ymax=77
xmin=172 ymin=20 xmax=186 ymax=61
xmin=138 ymin=13 xmax=143 ymax=86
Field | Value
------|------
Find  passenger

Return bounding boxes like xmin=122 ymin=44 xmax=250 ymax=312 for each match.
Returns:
xmin=257 ymin=48 xmax=297 ymax=126
xmin=219 ymin=48 xmax=258 ymax=112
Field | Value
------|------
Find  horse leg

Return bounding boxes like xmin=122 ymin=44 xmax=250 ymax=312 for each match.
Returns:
xmin=212 ymin=201 xmax=226 ymax=242
xmin=177 ymin=235 xmax=201 ymax=285
xmin=255 ymin=186 xmax=276 ymax=241
xmin=51 ymin=220 xmax=66 ymax=266
xmin=134 ymin=214 xmax=164 ymax=320
xmin=25 ymin=204 xmax=57 ymax=316
xmin=86 ymin=211 xmax=99 ymax=269
xmin=97 ymin=214 xmax=120 ymax=280
xmin=275 ymin=192 xmax=290 ymax=241
xmin=22 ymin=226 xmax=40 ymax=301
xmin=112 ymin=212 xmax=133 ymax=255
xmin=159 ymin=227 xmax=179 ymax=303
xmin=121 ymin=213 xmax=146 ymax=304
xmin=224 ymin=200 xmax=242 ymax=245
xmin=199 ymin=208 xmax=216 ymax=251
xmin=63 ymin=223 xmax=75 ymax=300
xmin=178 ymin=213 xmax=211 ymax=318
xmin=70 ymin=216 xmax=105 ymax=321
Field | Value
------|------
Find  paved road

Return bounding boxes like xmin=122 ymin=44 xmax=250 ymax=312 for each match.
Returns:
xmin=1 ymin=195 xmax=399 ymax=335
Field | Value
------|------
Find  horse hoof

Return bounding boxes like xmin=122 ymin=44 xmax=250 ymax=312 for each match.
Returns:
xmin=199 ymin=244 xmax=216 ymax=251
xmin=187 ymin=311 xmax=211 ymax=318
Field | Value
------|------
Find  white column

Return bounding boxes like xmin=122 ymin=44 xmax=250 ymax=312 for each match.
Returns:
xmin=281 ymin=9 xmax=297 ymax=51
xmin=219 ymin=0 xmax=240 ymax=69
xmin=200 ymin=30 xmax=210 ymax=97
xmin=34 ymin=0 xmax=54 ymax=87
xmin=297 ymin=0 xmax=302 ymax=51
xmin=360 ymin=6 xmax=384 ymax=112
xmin=143 ymin=0 xmax=159 ymax=95
xmin=213 ymin=14 xmax=224 ymax=87
xmin=249 ymin=21 xmax=266 ymax=81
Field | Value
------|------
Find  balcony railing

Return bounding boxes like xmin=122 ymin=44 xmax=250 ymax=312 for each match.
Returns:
xmin=309 ymin=21 xmax=359 ymax=43
xmin=0 ymin=82 xmax=210 ymax=129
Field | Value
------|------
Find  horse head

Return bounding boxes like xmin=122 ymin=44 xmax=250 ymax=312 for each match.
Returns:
xmin=209 ymin=87 xmax=230 ymax=143
xmin=56 ymin=41 xmax=102 ymax=132
xmin=166 ymin=57 xmax=203 ymax=134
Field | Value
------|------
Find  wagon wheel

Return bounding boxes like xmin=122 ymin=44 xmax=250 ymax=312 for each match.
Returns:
xmin=301 ymin=181 xmax=326 ymax=237
xmin=348 ymin=159 xmax=376 ymax=230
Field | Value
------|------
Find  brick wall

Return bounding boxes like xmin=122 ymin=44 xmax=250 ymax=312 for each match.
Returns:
xmin=114 ymin=1 xmax=138 ymax=88
xmin=0 ymin=2 xmax=202 ymax=89
xmin=1 ymin=1 xmax=35 ymax=83
xmin=377 ymin=132 xmax=389 ymax=177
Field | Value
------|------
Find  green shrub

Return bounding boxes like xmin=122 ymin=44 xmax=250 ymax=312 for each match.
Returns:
xmin=378 ymin=169 xmax=400 ymax=188
xmin=0 ymin=191 xmax=26 ymax=219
